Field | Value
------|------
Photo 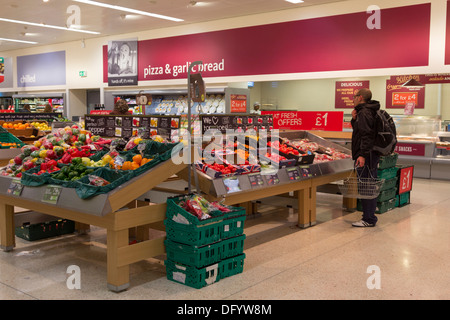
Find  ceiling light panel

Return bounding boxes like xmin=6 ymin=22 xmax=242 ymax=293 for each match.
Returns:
xmin=72 ymin=0 xmax=184 ymax=22
xmin=0 ymin=37 xmax=37 ymax=44
xmin=0 ymin=17 xmax=100 ymax=34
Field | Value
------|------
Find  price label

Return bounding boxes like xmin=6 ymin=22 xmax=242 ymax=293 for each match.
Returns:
xmin=42 ymin=185 xmax=63 ymax=204
xmin=264 ymin=174 xmax=280 ymax=186
xmin=286 ymin=167 xmax=300 ymax=181
xmin=7 ymin=178 xmax=24 ymax=196
xmin=248 ymin=173 xmax=264 ymax=188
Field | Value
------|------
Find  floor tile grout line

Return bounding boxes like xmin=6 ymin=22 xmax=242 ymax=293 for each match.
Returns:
xmin=0 ymin=281 xmax=38 ymax=300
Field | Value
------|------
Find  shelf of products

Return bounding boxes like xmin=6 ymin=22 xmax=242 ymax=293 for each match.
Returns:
xmin=13 ymin=93 xmax=65 ymax=113
xmin=109 ymin=87 xmax=250 ymax=116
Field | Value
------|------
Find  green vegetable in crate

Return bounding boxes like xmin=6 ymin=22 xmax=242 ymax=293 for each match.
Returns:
xmin=78 ymin=133 xmax=86 ymax=142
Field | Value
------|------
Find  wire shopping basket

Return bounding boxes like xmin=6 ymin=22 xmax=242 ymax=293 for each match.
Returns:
xmin=338 ymin=167 xmax=385 ymax=199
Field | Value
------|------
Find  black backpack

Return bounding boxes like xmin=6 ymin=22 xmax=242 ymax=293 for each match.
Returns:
xmin=372 ymin=109 xmax=397 ymax=156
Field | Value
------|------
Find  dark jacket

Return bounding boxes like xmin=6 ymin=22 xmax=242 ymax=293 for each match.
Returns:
xmin=351 ymin=100 xmax=380 ymax=160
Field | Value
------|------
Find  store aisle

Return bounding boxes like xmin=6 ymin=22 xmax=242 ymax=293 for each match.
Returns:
xmin=0 ymin=178 xmax=449 ymax=300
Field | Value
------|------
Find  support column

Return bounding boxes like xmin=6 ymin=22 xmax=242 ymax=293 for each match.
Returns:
xmin=297 ymin=188 xmax=310 ymax=228
xmin=107 ymin=228 xmax=130 ymax=292
xmin=0 ymin=204 xmax=15 ymax=251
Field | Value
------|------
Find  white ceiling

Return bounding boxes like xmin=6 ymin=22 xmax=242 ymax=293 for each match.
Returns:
xmin=0 ymin=0 xmax=349 ymax=52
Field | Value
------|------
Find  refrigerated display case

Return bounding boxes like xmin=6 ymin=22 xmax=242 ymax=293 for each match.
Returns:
xmin=106 ymin=87 xmax=250 ymax=116
xmin=13 ymin=93 xmax=65 ymax=113
xmin=392 ymin=115 xmax=440 ymax=179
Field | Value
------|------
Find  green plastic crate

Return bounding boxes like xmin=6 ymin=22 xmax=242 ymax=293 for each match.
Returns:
xmin=166 ymin=195 xmax=224 ymax=226
xmin=377 ymin=187 xmax=397 ymax=202
xmin=220 ymin=234 xmax=246 ymax=260
xmin=164 ymin=239 xmax=222 ymax=268
xmin=378 ymin=153 xmax=399 ymax=169
xmin=15 ymin=219 xmax=75 ymax=241
xmin=222 ymin=213 xmax=246 ymax=239
xmin=377 ymin=166 xmax=399 ymax=180
xmin=375 ymin=198 xmax=396 ymax=214
xmin=219 ymin=254 xmax=246 ymax=280
xmin=380 ymin=177 xmax=398 ymax=191
xmin=165 ymin=259 xmax=220 ymax=289
xmin=398 ymin=192 xmax=410 ymax=207
xmin=164 ymin=219 xmax=222 ymax=247
xmin=0 ymin=131 xmax=26 ymax=148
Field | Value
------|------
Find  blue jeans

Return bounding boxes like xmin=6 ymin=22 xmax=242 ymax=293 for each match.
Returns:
xmin=357 ymin=152 xmax=380 ymax=225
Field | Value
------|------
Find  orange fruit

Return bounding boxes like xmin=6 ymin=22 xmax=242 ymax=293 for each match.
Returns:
xmin=2 ymin=123 xmax=7 ymax=128
xmin=122 ymin=161 xmax=132 ymax=170
xmin=132 ymin=154 xmax=142 ymax=165
xmin=131 ymin=162 xmax=140 ymax=170
xmin=8 ymin=123 xmax=13 ymax=128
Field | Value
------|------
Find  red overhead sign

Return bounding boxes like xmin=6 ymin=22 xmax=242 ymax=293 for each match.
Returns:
xmin=261 ymin=111 xmax=343 ymax=131
xmin=104 ymin=4 xmax=431 ymax=83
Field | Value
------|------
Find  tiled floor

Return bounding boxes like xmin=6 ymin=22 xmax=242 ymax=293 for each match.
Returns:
xmin=0 ymin=177 xmax=449 ymax=300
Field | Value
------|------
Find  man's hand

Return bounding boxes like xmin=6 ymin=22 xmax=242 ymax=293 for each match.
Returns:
xmin=352 ymin=109 xmax=357 ymax=120
xmin=356 ymin=156 xmax=365 ymax=167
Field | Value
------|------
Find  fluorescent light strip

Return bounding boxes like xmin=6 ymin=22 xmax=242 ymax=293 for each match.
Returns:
xmin=0 ymin=17 xmax=100 ymax=35
xmin=73 ymin=0 xmax=184 ymax=22
xmin=0 ymin=37 xmax=38 ymax=44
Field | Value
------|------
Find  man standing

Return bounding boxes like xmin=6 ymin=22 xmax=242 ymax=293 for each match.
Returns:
xmin=351 ymin=88 xmax=380 ymax=227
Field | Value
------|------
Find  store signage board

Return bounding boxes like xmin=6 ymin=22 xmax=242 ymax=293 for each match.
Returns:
xmin=398 ymin=166 xmax=414 ymax=194
xmin=103 ymin=4 xmax=430 ymax=82
xmin=230 ymin=94 xmax=247 ymax=113
xmin=84 ymin=114 xmax=180 ymax=140
xmin=0 ymin=113 xmax=62 ymax=121
xmin=390 ymin=74 xmax=450 ymax=85
xmin=201 ymin=114 xmax=273 ymax=134
xmin=261 ymin=111 xmax=343 ymax=131
xmin=17 ymin=51 xmax=66 ymax=87
xmin=394 ymin=143 xmax=425 ymax=156
xmin=107 ymin=39 xmax=138 ymax=86
xmin=335 ymin=81 xmax=370 ymax=108
xmin=385 ymin=79 xmax=424 ymax=109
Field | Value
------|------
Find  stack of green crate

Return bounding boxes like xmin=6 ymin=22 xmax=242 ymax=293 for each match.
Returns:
xmin=357 ymin=153 xmax=399 ymax=214
xmin=164 ymin=194 xmax=246 ymax=289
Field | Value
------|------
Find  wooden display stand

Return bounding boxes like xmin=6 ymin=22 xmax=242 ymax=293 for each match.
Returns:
xmin=178 ymin=166 xmax=356 ymax=228
xmin=0 ymin=158 xmax=187 ymax=292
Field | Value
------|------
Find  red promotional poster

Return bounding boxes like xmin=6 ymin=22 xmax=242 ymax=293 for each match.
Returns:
xmin=385 ymin=79 xmax=424 ymax=109
xmin=261 ymin=111 xmax=343 ymax=131
xmin=398 ymin=166 xmax=414 ymax=194
xmin=335 ymin=81 xmax=370 ymax=108
xmin=230 ymin=94 xmax=247 ymax=113
xmin=90 ymin=110 xmax=112 ymax=115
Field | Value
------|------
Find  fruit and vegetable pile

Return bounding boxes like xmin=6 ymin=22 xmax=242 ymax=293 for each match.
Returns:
xmin=0 ymin=123 xmax=181 ymax=199
xmin=195 ymin=134 xmax=352 ymax=178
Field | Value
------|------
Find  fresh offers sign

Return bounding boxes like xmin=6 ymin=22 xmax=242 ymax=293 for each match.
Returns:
xmin=17 ymin=51 xmax=66 ymax=87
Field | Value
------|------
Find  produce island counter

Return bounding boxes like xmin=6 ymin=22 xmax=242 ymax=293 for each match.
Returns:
xmin=180 ymin=130 xmax=356 ymax=228
xmin=0 ymin=137 xmax=187 ymax=292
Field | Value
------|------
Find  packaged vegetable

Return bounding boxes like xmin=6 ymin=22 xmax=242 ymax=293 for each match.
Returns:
xmin=88 ymin=175 xmax=110 ymax=186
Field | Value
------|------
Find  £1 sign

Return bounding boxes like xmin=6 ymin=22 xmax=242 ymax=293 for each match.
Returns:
xmin=398 ymin=166 xmax=414 ymax=194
